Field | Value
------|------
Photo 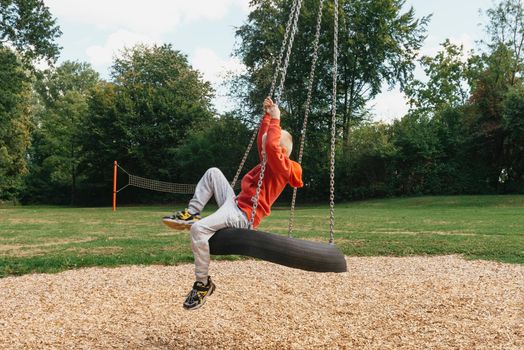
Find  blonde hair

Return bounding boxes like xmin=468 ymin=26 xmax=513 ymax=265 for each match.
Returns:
xmin=280 ymin=130 xmax=293 ymax=156
xmin=262 ymin=130 xmax=293 ymax=157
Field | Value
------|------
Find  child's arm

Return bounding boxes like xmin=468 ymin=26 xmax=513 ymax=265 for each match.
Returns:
xmin=265 ymin=115 xmax=290 ymax=175
xmin=257 ymin=113 xmax=271 ymax=160
xmin=257 ymin=97 xmax=273 ymax=159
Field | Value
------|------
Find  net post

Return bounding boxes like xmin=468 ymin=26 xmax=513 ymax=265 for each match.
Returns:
xmin=113 ymin=160 xmax=117 ymax=212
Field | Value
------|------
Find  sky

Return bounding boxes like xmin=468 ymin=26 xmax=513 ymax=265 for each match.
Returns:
xmin=43 ymin=0 xmax=496 ymax=122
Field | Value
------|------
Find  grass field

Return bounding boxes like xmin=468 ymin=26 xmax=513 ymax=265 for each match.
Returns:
xmin=0 ymin=195 xmax=523 ymax=277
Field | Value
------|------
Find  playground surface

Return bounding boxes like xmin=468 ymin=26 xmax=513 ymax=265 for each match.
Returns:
xmin=1 ymin=255 xmax=522 ymax=349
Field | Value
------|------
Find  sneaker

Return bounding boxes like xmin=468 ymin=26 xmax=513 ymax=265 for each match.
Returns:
xmin=183 ymin=277 xmax=216 ymax=310
xmin=162 ymin=209 xmax=201 ymax=230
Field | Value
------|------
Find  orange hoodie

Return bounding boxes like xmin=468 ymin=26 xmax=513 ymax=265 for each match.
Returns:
xmin=237 ymin=113 xmax=304 ymax=228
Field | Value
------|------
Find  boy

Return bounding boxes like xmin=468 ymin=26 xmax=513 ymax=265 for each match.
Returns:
xmin=163 ymin=97 xmax=303 ymax=310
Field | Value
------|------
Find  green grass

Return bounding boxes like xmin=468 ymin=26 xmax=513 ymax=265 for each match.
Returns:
xmin=0 ymin=195 xmax=523 ymax=277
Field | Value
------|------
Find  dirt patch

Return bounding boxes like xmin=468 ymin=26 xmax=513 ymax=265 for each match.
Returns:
xmin=371 ymin=229 xmax=478 ymax=236
xmin=0 ymin=245 xmax=52 ymax=257
xmin=35 ymin=238 xmax=96 ymax=246
xmin=65 ymin=247 xmax=124 ymax=255
xmin=160 ymin=246 xmax=185 ymax=252
xmin=422 ymin=220 xmax=452 ymax=225
xmin=304 ymin=237 xmax=365 ymax=246
xmin=155 ymin=232 xmax=186 ymax=237
xmin=0 ymin=256 xmax=522 ymax=349
xmin=77 ymin=219 xmax=103 ymax=225
xmin=426 ymin=230 xmax=478 ymax=236
xmin=0 ymin=238 xmax=96 ymax=257
xmin=7 ymin=218 xmax=58 ymax=225
xmin=262 ymin=226 xmax=347 ymax=234
xmin=338 ymin=238 xmax=366 ymax=246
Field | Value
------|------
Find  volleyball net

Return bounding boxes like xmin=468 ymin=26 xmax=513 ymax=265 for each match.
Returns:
xmin=112 ymin=161 xmax=240 ymax=211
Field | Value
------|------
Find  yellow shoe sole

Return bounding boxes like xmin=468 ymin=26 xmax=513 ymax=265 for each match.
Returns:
xmin=162 ymin=219 xmax=193 ymax=231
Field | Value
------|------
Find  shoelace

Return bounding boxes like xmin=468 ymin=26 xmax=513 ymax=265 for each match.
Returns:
xmin=176 ymin=209 xmax=189 ymax=219
xmin=186 ymin=288 xmax=200 ymax=304
xmin=186 ymin=283 xmax=205 ymax=303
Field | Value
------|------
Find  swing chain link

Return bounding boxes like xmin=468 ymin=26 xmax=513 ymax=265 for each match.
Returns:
xmin=288 ymin=0 xmax=325 ymax=236
xmin=249 ymin=150 xmax=267 ymax=228
xmin=329 ymin=0 xmax=339 ymax=244
xmin=249 ymin=0 xmax=303 ymax=228
xmin=275 ymin=0 xmax=303 ymax=104
xmin=232 ymin=0 xmax=302 ymax=189
xmin=269 ymin=0 xmax=301 ymax=98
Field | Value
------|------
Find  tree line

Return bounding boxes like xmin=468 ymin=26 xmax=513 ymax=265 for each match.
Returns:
xmin=0 ymin=0 xmax=523 ymax=206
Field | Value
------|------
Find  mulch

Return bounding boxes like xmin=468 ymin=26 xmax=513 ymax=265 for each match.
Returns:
xmin=0 ymin=255 xmax=522 ymax=349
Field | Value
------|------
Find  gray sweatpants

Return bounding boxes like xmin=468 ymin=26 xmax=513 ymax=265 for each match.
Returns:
xmin=188 ymin=168 xmax=249 ymax=282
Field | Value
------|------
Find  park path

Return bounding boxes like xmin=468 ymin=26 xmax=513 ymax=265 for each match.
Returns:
xmin=0 ymin=256 xmax=522 ymax=349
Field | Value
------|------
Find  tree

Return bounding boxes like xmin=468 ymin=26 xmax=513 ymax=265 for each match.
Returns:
xmin=110 ymin=44 xmax=214 ymax=178
xmin=77 ymin=82 xmax=125 ymax=205
xmin=399 ymin=0 xmax=524 ymax=194
xmin=390 ymin=113 xmax=442 ymax=195
xmin=233 ymin=0 xmax=429 ymax=143
xmin=463 ymin=45 xmax=519 ymax=191
xmin=483 ymin=0 xmax=524 ymax=86
xmin=78 ymin=44 xmax=215 ymax=204
xmin=0 ymin=0 xmax=61 ymax=63
xmin=337 ymin=122 xmax=396 ymax=199
xmin=174 ymin=114 xmax=255 ymax=183
xmin=36 ymin=61 xmax=100 ymax=105
xmin=0 ymin=47 xmax=32 ymax=200
xmin=405 ymin=40 xmax=473 ymax=116
xmin=337 ymin=0 xmax=430 ymax=143
xmin=456 ymin=0 xmax=524 ymax=192
xmin=502 ymin=86 xmax=524 ymax=189
xmin=0 ymin=0 xmax=61 ymax=201
xmin=430 ymin=106 xmax=474 ymax=193
xmin=24 ymin=61 xmax=100 ymax=204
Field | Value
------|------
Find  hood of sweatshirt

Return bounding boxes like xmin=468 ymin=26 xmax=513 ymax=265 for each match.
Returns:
xmin=289 ymin=160 xmax=304 ymax=188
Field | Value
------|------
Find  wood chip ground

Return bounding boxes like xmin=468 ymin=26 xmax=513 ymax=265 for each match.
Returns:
xmin=0 ymin=256 xmax=522 ymax=349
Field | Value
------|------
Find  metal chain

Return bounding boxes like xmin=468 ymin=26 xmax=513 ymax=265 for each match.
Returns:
xmin=288 ymin=0 xmax=325 ymax=236
xmin=269 ymin=0 xmax=301 ymax=97
xmin=232 ymin=0 xmax=302 ymax=189
xmin=328 ymin=0 xmax=339 ymax=244
xmin=249 ymin=0 xmax=303 ymax=228
xmin=275 ymin=0 xmax=303 ymax=104
xmin=248 ymin=150 xmax=267 ymax=228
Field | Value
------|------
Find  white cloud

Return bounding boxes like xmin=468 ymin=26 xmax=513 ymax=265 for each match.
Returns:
xmin=45 ymin=0 xmax=252 ymax=35
xmin=34 ymin=59 xmax=52 ymax=72
xmin=86 ymin=30 xmax=161 ymax=66
xmin=420 ymin=33 xmax=475 ymax=60
xmin=368 ymin=89 xmax=409 ymax=123
xmin=191 ymin=47 xmax=246 ymax=112
xmin=192 ymin=47 xmax=245 ymax=84
xmin=45 ymin=1 xmax=252 ymax=77
xmin=234 ymin=0 xmax=252 ymax=13
xmin=44 ymin=1 xmax=252 ymax=110
xmin=449 ymin=33 xmax=475 ymax=58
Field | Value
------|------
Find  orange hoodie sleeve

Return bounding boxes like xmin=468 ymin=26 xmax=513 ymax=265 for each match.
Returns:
xmin=265 ymin=118 xmax=291 ymax=175
xmin=257 ymin=113 xmax=271 ymax=160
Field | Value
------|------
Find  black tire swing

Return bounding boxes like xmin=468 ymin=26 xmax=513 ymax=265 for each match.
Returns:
xmin=210 ymin=0 xmax=347 ymax=273
xmin=209 ymin=228 xmax=347 ymax=273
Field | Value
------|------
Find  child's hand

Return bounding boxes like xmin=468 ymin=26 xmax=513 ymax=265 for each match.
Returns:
xmin=263 ymin=97 xmax=273 ymax=112
xmin=268 ymin=103 xmax=280 ymax=119
xmin=263 ymin=97 xmax=280 ymax=119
